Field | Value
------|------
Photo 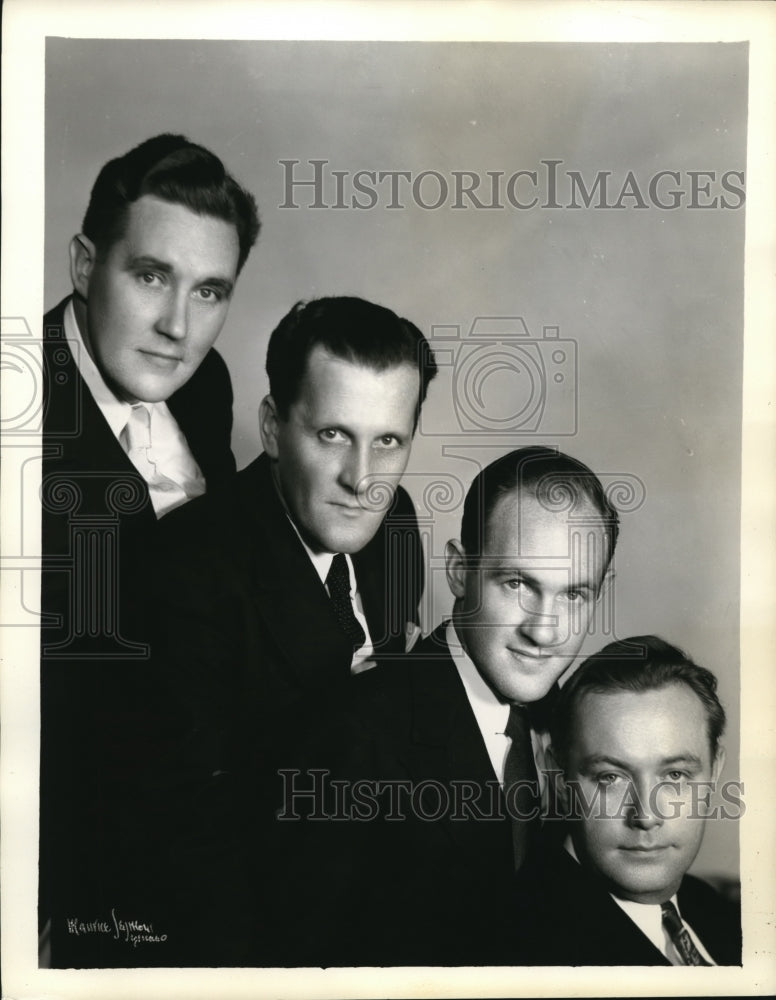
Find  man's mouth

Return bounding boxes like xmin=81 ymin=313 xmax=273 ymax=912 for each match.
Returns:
xmin=507 ymin=647 xmax=547 ymax=661
xmin=140 ymin=350 xmax=183 ymax=367
xmin=330 ymin=501 xmax=366 ymax=516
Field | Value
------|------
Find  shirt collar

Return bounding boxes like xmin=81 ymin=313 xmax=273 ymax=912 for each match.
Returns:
xmin=446 ymin=621 xmax=511 ymax=733
xmin=64 ymin=298 xmax=132 ymax=439
xmin=291 ymin=521 xmax=336 ymax=585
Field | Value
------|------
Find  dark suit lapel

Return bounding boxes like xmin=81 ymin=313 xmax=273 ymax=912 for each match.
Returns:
xmin=243 ymin=456 xmax=354 ymax=694
xmin=42 ymin=301 xmax=154 ymax=526
xmin=535 ymin=847 xmax=672 ymax=965
xmin=167 ymin=349 xmax=236 ymax=487
xmin=406 ymin=628 xmax=511 ymax=867
xmin=353 ymin=499 xmax=405 ymax=656
xmin=678 ymin=876 xmax=742 ymax=965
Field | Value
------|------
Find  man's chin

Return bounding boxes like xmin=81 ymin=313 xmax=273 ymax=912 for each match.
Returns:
xmin=109 ymin=376 xmax=185 ymax=405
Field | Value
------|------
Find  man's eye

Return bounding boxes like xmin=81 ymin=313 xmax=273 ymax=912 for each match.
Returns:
xmin=504 ymin=579 xmax=524 ymax=591
xmin=138 ymin=272 xmax=162 ymax=286
xmin=196 ymin=286 xmax=223 ymax=303
xmin=319 ymin=428 xmax=346 ymax=443
xmin=665 ymin=770 xmax=688 ymax=782
xmin=375 ymin=435 xmax=399 ymax=449
xmin=595 ymin=773 xmax=621 ymax=786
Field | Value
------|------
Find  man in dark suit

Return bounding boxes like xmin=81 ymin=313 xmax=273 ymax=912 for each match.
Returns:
xmin=278 ymin=445 xmax=620 ymax=966
xmin=40 ymin=133 xmax=260 ymax=966
xmin=515 ymin=635 xmax=742 ymax=965
xmin=145 ymin=295 xmax=438 ymax=964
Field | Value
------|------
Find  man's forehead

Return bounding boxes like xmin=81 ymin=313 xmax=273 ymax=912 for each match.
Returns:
xmin=117 ymin=196 xmax=239 ymax=258
xmin=483 ymin=489 xmax=608 ymax=558
xmin=571 ymin=686 xmax=713 ymax=761
xmin=297 ymin=347 xmax=419 ymax=403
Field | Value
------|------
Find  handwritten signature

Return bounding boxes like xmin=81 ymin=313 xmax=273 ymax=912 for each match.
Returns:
xmin=65 ymin=908 xmax=167 ymax=946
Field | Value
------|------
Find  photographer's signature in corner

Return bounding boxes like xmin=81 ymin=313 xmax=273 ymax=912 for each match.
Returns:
xmin=65 ymin=908 xmax=168 ymax=947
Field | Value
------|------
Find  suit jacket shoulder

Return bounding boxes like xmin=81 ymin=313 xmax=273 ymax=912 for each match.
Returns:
xmin=678 ymin=874 xmax=742 ymax=965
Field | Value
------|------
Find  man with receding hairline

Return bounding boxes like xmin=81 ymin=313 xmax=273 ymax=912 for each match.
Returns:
xmin=278 ymin=445 xmax=619 ymax=966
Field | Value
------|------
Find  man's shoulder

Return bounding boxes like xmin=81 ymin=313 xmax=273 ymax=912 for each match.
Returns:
xmin=678 ymin=873 xmax=742 ymax=963
xmin=158 ymin=453 xmax=270 ymax=540
xmin=175 ymin=345 xmax=232 ymax=397
xmin=340 ymin=628 xmax=461 ymax=731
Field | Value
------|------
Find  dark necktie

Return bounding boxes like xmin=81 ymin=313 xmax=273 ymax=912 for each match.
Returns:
xmin=661 ymin=901 xmax=710 ymax=966
xmin=503 ymin=704 xmax=540 ymax=871
xmin=326 ymin=553 xmax=367 ymax=651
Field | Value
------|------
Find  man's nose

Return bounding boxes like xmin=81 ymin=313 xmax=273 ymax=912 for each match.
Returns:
xmin=155 ymin=289 xmax=189 ymax=340
xmin=516 ymin=593 xmax=559 ymax=648
xmin=337 ymin=444 xmax=371 ymax=497
xmin=625 ymin=778 xmax=665 ymax=831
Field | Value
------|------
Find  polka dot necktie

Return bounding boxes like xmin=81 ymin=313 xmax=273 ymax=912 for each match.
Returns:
xmin=326 ymin=553 xmax=366 ymax=651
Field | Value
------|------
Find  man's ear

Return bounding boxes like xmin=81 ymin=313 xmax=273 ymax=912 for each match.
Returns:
xmin=711 ymin=744 xmax=726 ymax=784
xmin=595 ymin=566 xmax=615 ymax=604
xmin=69 ymin=235 xmax=97 ymax=298
xmin=259 ymin=395 xmax=280 ymax=459
xmin=444 ymin=539 xmax=467 ymax=599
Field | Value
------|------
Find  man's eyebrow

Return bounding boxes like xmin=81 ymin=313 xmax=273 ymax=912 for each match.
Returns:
xmin=126 ymin=254 xmax=173 ymax=273
xmin=126 ymin=255 xmax=234 ymax=295
xmin=579 ymin=754 xmax=632 ymax=772
xmin=660 ymin=754 xmax=705 ymax=769
xmin=486 ymin=563 xmax=594 ymax=587
xmin=579 ymin=753 xmax=705 ymax=771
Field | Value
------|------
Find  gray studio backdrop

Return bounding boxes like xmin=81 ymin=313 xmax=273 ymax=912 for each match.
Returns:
xmin=44 ymin=39 xmax=746 ymax=882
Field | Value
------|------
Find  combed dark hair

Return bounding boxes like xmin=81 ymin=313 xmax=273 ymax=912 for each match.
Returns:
xmin=460 ymin=446 xmax=619 ymax=570
xmin=81 ymin=133 xmax=260 ymax=273
xmin=265 ymin=296 xmax=438 ymax=422
xmin=551 ymin=635 xmax=726 ymax=763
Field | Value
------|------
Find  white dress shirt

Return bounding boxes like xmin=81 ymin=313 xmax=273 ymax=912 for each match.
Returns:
xmin=446 ymin=622 xmax=551 ymax=801
xmin=64 ymin=300 xmax=206 ymax=517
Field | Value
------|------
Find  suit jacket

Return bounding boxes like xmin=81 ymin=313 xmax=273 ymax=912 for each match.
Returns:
xmin=39 ymin=297 xmax=236 ymax=967
xmin=513 ymin=843 xmax=742 ymax=966
xmin=276 ymin=626 xmax=555 ymax=967
xmin=140 ymin=451 xmax=425 ymax=964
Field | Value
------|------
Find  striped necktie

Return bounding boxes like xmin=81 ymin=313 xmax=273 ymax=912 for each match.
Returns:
xmin=661 ymin=901 xmax=710 ymax=965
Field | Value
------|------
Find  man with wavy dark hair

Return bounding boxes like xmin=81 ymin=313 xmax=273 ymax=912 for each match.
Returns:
xmin=40 ymin=134 xmax=260 ymax=966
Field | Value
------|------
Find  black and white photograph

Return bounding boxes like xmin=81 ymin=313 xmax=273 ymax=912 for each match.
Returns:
xmin=1 ymin=2 xmax=774 ymax=997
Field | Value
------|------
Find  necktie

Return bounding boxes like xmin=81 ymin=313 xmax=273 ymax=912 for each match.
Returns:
xmin=121 ymin=404 xmax=157 ymax=480
xmin=503 ymin=704 xmax=540 ymax=871
xmin=661 ymin=901 xmax=710 ymax=966
xmin=326 ymin=553 xmax=366 ymax=651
